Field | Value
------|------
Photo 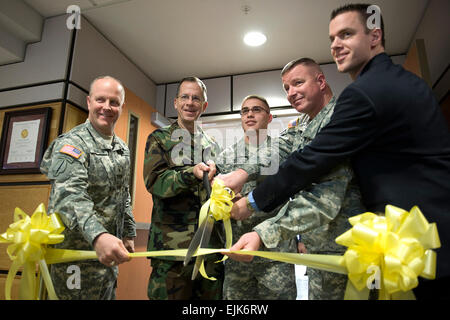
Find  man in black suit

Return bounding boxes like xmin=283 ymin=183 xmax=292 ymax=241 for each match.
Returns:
xmin=221 ymin=3 xmax=450 ymax=299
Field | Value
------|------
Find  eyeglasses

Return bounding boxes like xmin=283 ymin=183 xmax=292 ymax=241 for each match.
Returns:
xmin=177 ymin=94 xmax=203 ymax=104
xmin=240 ymin=106 xmax=270 ymax=115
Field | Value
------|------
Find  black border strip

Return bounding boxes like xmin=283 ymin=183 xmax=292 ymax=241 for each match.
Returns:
xmin=0 ymin=98 xmax=87 ymax=114
xmin=0 ymin=81 xmax=88 ymax=102
xmin=0 ymin=79 xmax=66 ymax=93
xmin=167 ymin=104 xmax=292 ymax=120
xmin=0 ymin=181 xmax=51 ymax=187
xmin=66 ymin=99 xmax=87 ymax=112
xmin=163 ymin=84 xmax=168 ymax=117
xmin=155 ymin=53 xmax=408 ymax=86
xmin=432 ymin=64 xmax=449 ymax=89
xmin=160 ymin=54 xmax=408 ymax=118
xmin=59 ymin=27 xmax=78 ymax=135
xmin=0 ymin=269 xmax=21 ymax=276
xmin=230 ymin=76 xmax=234 ymax=112
xmin=439 ymin=90 xmax=449 ymax=105
xmin=69 ymin=80 xmax=89 ymax=94
xmin=0 ymin=99 xmax=63 ymax=111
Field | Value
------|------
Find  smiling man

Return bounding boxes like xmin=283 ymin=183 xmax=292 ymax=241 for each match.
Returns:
xmin=87 ymin=76 xmax=125 ymax=136
xmin=40 ymin=76 xmax=136 ymax=299
xmin=143 ymin=76 xmax=223 ymax=300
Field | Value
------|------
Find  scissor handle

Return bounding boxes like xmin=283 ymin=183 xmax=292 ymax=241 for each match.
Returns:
xmin=203 ymin=170 xmax=211 ymax=198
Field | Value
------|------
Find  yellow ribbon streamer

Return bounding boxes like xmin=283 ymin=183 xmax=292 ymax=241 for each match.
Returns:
xmin=0 ymin=204 xmax=65 ymax=300
xmin=196 ymin=178 xmax=234 ymax=280
xmin=1 ymin=204 xmax=440 ymax=300
xmin=336 ymin=205 xmax=440 ymax=299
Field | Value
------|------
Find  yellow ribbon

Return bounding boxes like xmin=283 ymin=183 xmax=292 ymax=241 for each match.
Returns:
xmin=196 ymin=178 xmax=234 ymax=280
xmin=1 ymin=204 xmax=440 ymax=300
xmin=0 ymin=204 xmax=65 ymax=300
xmin=336 ymin=205 xmax=441 ymax=299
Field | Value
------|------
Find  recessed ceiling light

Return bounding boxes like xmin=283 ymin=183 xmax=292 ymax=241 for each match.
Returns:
xmin=244 ymin=31 xmax=267 ymax=47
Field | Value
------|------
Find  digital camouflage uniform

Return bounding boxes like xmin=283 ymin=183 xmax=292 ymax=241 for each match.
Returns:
xmin=143 ymin=121 xmax=224 ymax=300
xmin=216 ymin=136 xmax=298 ymax=300
xmin=254 ymin=97 xmax=366 ymax=300
xmin=40 ymin=120 xmax=136 ymax=300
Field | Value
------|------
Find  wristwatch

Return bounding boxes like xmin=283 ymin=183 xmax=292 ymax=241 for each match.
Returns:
xmin=246 ymin=196 xmax=256 ymax=213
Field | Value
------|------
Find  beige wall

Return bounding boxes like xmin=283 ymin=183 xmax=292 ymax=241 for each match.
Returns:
xmin=114 ymin=87 xmax=158 ymax=300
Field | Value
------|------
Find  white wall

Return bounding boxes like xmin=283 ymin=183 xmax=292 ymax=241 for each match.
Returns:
xmin=0 ymin=15 xmax=71 ymax=108
xmin=0 ymin=14 xmax=157 ymax=111
xmin=156 ymin=55 xmax=406 ymax=121
xmin=158 ymin=55 xmax=405 ymax=149
xmin=69 ymin=16 xmax=157 ymax=109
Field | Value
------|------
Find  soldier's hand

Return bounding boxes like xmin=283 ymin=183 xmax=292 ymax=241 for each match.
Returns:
xmin=230 ymin=197 xmax=252 ymax=220
xmin=122 ymin=237 xmax=135 ymax=253
xmin=297 ymin=242 xmax=307 ymax=254
xmin=216 ymin=169 xmax=248 ymax=194
xmin=222 ymin=231 xmax=261 ymax=262
xmin=93 ymin=233 xmax=131 ymax=267
xmin=193 ymin=160 xmax=216 ymax=181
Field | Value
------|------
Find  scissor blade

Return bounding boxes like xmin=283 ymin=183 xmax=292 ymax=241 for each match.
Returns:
xmin=184 ymin=216 xmax=208 ymax=266
xmin=191 ymin=214 xmax=214 ymax=280
xmin=184 ymin=170 xmax=213 ymax=266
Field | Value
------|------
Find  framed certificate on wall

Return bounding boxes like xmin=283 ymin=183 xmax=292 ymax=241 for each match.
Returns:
xmin=0 ymin=107 xmax=52 ymax=174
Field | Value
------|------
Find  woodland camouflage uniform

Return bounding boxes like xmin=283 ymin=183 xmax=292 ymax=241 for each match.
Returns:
xmin=143 ymin=121 xmax=224 ymax=300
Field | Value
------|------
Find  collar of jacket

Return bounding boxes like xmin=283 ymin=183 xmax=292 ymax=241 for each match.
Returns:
xmin=170 ymin=120 xmax=209 ymax=136
xmin=358 ymin=52 xmax=390 ymax=79
xmin=170 ymin=120 xmax=216 ymax=146
xmin=84 ymin=119 xmax=123 ymax=151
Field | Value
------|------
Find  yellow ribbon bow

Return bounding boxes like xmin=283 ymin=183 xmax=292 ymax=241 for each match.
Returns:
xmin=336 ymin=205 xmax=441 ymax=299
xmin=0 ymin=204 xmax=65 ymax=300
xmin=196 ymin=178 xmax=234 ymax=279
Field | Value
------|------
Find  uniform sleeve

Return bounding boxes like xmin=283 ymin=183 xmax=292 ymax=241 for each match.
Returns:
xmin=277 ymin=128 xmax=296 ymax=162
xmin=253 ymin=128 xmax=297 ymax=177
xmin=215 ymin=143 xmax=238 ymax=174
xmin=252 ymin=86 xmax=379 ymax=212
xmin=143 ymin=133 xmax=200 ymax=198
xmin=44 ymin=140 xmax=108 ymax=245
xmin=253 ymin=162 xmax=353 ymax=248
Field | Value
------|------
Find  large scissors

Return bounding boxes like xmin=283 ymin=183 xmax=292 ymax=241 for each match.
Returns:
xmin=183 ymin=170 xmax=214 ymax=280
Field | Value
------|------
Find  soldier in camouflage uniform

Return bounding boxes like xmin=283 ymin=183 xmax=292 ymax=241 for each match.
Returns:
xmin=40 ymin=76 xmax=136 ymax=299
xmin=216 ymin=95 xmax=298 ymax=300
xmin=226 ymin=58 xmax=365 ymax=300
xmin=144 ymin=77 xmax=224 ymax=300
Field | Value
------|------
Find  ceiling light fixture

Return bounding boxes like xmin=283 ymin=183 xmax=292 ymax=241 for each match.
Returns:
xmin=244 ymin=31 xmax=267 ymax=47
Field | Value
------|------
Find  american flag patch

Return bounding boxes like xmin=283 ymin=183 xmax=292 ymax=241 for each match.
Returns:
xmin=59 ymin=144 xmax=82 ymax=159
xmin=288 ymin=118 xmax=298 ymax=128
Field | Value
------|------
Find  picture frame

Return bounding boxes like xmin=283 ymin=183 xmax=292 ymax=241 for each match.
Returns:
xmin=0 ymin=107 xmax=52 ymax=174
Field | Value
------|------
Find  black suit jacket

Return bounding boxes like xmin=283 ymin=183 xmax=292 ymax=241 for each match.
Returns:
xmin=253 ymin=53 xmax=450 ymax=278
